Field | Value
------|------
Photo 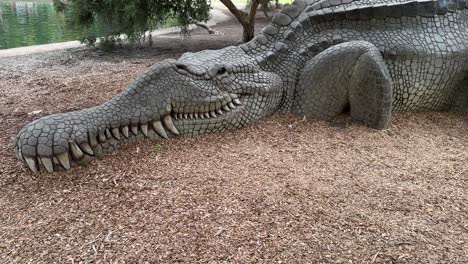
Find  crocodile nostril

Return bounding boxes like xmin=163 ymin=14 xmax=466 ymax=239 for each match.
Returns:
xmin=175 ymin=63 xmax=189 ymax=71
xmin=174 ymin=62 xmax=205 ymax=76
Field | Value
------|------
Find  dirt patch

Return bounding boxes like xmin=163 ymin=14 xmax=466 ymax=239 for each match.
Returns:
xmin=0 ymin=15 xmax=467 ymax=263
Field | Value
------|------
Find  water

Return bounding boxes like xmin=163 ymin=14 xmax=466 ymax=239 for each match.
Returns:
xmin=0 ymin=0 xmax=95 ymax=50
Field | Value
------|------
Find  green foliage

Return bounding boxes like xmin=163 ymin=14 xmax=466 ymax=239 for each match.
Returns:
xmin=53 ymin=0 xmax=211 ymax=49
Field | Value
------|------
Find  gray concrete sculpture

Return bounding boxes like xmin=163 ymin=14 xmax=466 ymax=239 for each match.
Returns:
xmin=15 ymin=0 xmax=468 ymax=172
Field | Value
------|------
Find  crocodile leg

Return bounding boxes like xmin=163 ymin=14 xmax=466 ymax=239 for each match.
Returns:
xmin=294 ymin=41 xmax=393 ymax=129
xmin=452 ymin=77 xmax=468 ymax=111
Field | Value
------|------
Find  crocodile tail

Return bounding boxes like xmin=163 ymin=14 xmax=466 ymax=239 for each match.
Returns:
xmin=240 ymin=0 xmax=468 ymax=66
xmin=304 ymin=0 xmax=468 ymax=23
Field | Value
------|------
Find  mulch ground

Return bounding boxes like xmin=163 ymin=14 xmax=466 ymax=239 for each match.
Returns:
xmin=0 ymin=15 xmax=467 ymax=263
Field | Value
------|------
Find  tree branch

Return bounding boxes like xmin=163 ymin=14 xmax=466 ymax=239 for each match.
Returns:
xmin=248 ymin=0 xmax=262 ymax=24
xmin=193 ymin=21 xmax=221 ymax=35
xmin=220 ymin=0 xmax=249 ymax=25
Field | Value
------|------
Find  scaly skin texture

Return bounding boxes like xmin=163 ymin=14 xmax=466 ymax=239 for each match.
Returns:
xmin=15 ymin=0 xmax=468 ymax=173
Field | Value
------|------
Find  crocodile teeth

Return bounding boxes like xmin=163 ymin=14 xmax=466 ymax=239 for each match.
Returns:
xmin=204 ymin=112 xmax=211 ymax=119
xmin=228 ymin=102 xmax=236 ymax=109
xmin=222 ymin=105 xmax=230 ymax=111
xmin=152 ymin=120 xmax=168 ymax=139
xmin=233 ymin=98 xmax=242 ymax=105
xmin=194 ymin=113 xmax=199 ymax=119
xmin=105 ymin=129 xmax=112 ymax=139
xmin=216 ymin=109 xmax=224 ymax=115
xmin=112 ymin=128 xmax=121 ymax=140
xmin=56 ymin=152 xmax=70 ymax=170
xmin=163 ymin=115 xmax=179 ymax=135
xmin=70 ymin=141 xmax=84 ymax=160
xmin=41 ymin=157 xmax=54 ymax=173
xmin=80 ymin=143 xmax=94 ymax=155
xmin=178 ymin=113 xmax=184 ymax=119
xmin=24 ymin=156 xmax=39 ymax=172
xmin=141 ymin=124 xmax=148 ymax=137
xmin=200 ymin=113 xmax=205 ymax=119
xmin=98 ymin=129 xmax=106 ymax=143
xmin=210 ymin=111 xmax=217 ymax=118
xmin=89 ymin=131 xmax=98 ymax=147
xmin=121 ymin=126 xmax=129 ymax=138
xmin=16 ymin=148 xmax=23 ymax=161
xmin=183 ymin=113 xmax=188 ymax=119
xmin=189 ymin=113 xmax=194 ymax=119
xmin=130 ymin=125 xmax=138 ymax=135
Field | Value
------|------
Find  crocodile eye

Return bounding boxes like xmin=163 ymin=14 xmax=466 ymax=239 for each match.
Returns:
xmin=217 ymin=67 xmax=227 ymax=75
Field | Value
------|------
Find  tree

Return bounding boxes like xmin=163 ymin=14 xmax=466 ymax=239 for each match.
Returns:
xmin=220 ymin=0 xmax=263 ymax=42
xmin=53 ymin=0 xmax=270 ymax=49
xmin=53 ymin=0 xmax=211 ymax=48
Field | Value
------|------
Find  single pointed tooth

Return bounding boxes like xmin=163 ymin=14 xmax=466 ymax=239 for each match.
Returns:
xmin=80 ymin=143 xmax=94 ymax=155
xmin=141 ymin=124 xmax=148 ymax=136
xmin=105 ymin=129 xmax=112 ymax=139
xmin=173 ymin=113 xmax=178 ymax=120
xmin=111 ymin=128 xmax=121 ymax=140
xmin=216 ymin=109 xmax=224 ymax=115
xmin=183 ymin=113 xmax=188 ymax=119
xmin=89 ymin=131 xmax=98 ymax=147
xmin=189 ymin=113 xmax=193 ymax=119
xmin=233 ymin=98 xmax=242 ymax=105
xmin=24 ymin=156 xmax=39 ymax=173
xmin=194 ymin=113 xmax=199 ymax=119
xmin=222 ymin=105 xmax=230 ymax=111
xmin=98 ymin=129 xmax=106 ymax=143
xmin=56 ymin=152 xmax=71 ymax=170
xmin=130 ymin=125 xmax=138 ymax=135
xmin=16 ymin=148 xmax=24 ymax=161
xmin=199 ymin=113 xmax=205 ymax=119
xmin=223 ymin=94 xmax=233 ymax=103
xmin=209 ymin=102 xmax=217 ymax=112
xmin=121 ymin=126 xmax=129 ymax=138
xmin=152 ymin=121 xmax=168 ymax=139
xmin=210 ymin=111 xmax=217 ymax=118
xmin=163 ymin=115 xmax=179 ymax=135
xmin=19 ymin=149 xmax=24 ymax=161
xmin=69 ymin=141 xmax=84 ymax=160
xmin=40 ymin=157 xmax=54 ymax=173
xmin=204 ymin=112 xmax=210 ymax=119
xmin=228 ymin=102 xmax=235 ymax=109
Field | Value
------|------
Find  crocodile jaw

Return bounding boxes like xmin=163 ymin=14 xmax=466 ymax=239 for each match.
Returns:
xmin=14 ymin=52 xmax=284 ymax=173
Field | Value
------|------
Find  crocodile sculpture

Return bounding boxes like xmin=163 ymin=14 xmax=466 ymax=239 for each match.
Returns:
xmin=14 ymin=0 xmax=468 ymax=173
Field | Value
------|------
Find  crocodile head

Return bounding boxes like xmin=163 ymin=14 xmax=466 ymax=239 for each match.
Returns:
xmin=14 ymin=46 xmax=284 ymax=173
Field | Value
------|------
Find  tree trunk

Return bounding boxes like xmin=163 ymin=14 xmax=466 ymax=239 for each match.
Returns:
xmin=220 ymin=0 xmax=261 ymax=42
xmin=242 ymin=22 xmax=255 ymax=42
xmin=262 ymin=4 xmax=270 ymax=19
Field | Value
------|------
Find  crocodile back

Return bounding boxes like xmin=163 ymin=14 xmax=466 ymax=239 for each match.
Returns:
xmin=240 ymin=0 xmax=468 ymax=111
